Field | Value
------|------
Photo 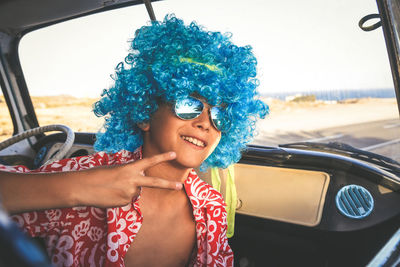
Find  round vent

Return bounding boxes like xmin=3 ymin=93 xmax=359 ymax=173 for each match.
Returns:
xmin=335 ymin=185 xmax=374 ymax=219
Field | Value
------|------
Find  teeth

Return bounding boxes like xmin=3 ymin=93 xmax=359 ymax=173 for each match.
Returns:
xmin=182 ymin=136 xmax=205 ymax=147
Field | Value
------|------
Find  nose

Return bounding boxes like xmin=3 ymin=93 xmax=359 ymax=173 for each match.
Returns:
xmin=192 ymin=107 xmax=212 ymax=131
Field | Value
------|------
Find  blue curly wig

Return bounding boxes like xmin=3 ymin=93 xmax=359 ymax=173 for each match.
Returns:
xmin=93 ymin=14 xmax=268 ymax=170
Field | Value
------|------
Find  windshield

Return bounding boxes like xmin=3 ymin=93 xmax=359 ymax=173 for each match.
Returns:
xmin=17 ymin=0 xmax=399 ymax=162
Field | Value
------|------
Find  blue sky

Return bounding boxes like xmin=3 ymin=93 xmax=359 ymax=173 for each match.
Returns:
xmin=19 ymin=0 xmax=394 ymax=97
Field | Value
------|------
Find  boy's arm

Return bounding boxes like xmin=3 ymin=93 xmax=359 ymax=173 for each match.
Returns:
xmin=0 ymin=170 xmax=81 ymax=214
xmin=0 ymin=152 xmax=182 ymax=214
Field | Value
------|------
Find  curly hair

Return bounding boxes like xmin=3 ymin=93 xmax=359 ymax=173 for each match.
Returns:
xmin=93 ymin=14 xmax=268 ymax=170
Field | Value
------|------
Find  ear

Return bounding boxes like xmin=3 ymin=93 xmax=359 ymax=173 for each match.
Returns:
xmin=137 ymin=122 xmax=150 ymax=131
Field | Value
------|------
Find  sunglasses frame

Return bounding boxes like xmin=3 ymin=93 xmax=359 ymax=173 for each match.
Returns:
xmin=173 ymin=96 xmax=226 ymax=132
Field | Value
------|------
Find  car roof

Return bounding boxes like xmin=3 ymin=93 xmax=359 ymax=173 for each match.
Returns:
xmin=0 ymin=0 xmax=158 ymax=35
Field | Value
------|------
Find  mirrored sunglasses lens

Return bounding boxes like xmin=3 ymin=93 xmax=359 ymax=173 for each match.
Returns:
xmin=175 ymin=97 xmax=203 ymax=120
xmin=211 ymin=107 xmax=224 ymax=131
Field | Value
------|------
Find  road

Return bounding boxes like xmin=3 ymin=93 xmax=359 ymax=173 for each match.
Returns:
xmin=252 ymin=118 xmax=400 ymax=162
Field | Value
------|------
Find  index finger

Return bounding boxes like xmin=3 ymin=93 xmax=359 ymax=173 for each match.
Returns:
xmin=136 ymin=151 xmax=176 ymax=170
xmin=135 ymin=175 xmax=183 ymax=190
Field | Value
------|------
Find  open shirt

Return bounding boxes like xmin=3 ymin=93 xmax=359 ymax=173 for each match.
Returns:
xmin=1 ymin=149 xmax=234 ymax=267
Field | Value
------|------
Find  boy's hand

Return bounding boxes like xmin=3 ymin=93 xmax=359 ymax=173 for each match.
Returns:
xmin=75 ymin=152 xmax=182 ymax=208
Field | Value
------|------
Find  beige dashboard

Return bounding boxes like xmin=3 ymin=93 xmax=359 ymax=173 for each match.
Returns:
xmin=200 ymin=164 xmax=330 ymax=227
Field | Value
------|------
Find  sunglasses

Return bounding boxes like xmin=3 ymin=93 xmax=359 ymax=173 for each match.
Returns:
xmin=174 ymin=96 xmax=226 ymax=131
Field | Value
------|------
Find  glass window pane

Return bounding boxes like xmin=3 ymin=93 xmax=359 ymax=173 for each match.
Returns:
xmin=0 ymin=91 xmax=13 ymax=142
xmin=18 ymin=0 xmax=400 ymax=162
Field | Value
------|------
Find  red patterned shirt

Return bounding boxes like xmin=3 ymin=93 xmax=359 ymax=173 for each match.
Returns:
xmin=1 ymin=150 xmax=233 ymax=267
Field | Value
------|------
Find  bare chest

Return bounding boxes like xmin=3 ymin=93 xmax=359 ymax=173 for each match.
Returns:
xmin=124 ymin=193 xmax=196 ymax=267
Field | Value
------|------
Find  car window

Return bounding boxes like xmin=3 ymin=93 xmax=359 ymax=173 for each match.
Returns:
xmin=18 ymin=0 xmax=399 ymax=162
xmin=0 ymin=90 xmax=13 ymax=142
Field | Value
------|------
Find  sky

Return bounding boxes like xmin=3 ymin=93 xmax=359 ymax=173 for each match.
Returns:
xmin=18 ymin=0 xmax=394 ymax=97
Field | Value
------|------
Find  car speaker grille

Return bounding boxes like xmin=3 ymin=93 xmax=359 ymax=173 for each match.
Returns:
xmin=335 ymin=185 xmax=374 ymax=219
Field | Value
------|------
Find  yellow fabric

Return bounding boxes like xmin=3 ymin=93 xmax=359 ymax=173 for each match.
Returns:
xmin=179 ymin=57 xmax=221 ymax=73
xmin=225 ymin=165 xmax=236 ymax=238
xmin=210 ymin=167 xmax=221 ymax=192
xmin=210 ymin=166 xmax=237 ymax=238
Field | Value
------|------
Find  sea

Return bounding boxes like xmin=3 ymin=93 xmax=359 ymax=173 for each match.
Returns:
xmin=261 ymin=88 xmax=396 ymax=101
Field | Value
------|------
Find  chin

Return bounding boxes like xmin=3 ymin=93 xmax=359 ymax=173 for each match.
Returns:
xmin=174 ymin=156 xmax=204 ymax=169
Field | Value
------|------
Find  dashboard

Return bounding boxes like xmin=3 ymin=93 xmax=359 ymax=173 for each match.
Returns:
xmin=2 ymin=133 xmax=400 ymax=233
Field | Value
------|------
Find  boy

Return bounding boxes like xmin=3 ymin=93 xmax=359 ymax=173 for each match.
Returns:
xmin=2 ymin=15 xmax=267 ymax=266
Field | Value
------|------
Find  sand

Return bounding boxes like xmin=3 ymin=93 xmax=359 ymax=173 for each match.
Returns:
xmin=0 ymin=96 xmax=102 ymax=142
xmin=257 ymin=97 xmax=399 ymax=135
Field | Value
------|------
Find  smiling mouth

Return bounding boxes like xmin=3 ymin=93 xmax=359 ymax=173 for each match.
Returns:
xmin=181 ymin=135 xmax=206 ymax=148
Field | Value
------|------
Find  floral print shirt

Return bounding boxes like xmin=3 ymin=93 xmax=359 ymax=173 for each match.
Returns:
xmin=1 ymin=150 xmax=233 ymax=267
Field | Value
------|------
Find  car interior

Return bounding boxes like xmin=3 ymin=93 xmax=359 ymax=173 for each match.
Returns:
xmin=1 ymin=0 xmax=400 ymax=266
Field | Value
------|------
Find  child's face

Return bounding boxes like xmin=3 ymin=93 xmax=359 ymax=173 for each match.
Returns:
xmin=142 ymin=101 xmax=222 ymax=169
